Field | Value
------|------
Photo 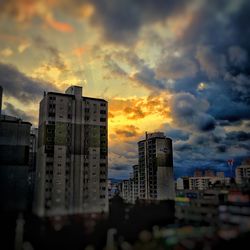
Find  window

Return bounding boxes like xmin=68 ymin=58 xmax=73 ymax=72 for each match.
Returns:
xmin=100 ymin=118 xmax=106 ymax=122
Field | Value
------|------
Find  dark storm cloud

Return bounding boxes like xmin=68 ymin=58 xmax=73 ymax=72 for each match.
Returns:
xmin=154 ymin=0 xmax=250 ymax=126
xmin=0 ymin=62 xmax=57 ymax=103
xmin=170 ymin=92 xmax=216 ymax=132
xmin=132 ymin=66 xmax=166 ymax=90
xmin=88 ymin=0 xmax=189 ymax=45
xmin=3 ymin=102 xmax=35 ymax=123
xmin=111 ymin=165 xmax=131 ymax=171
xmin=174 ymin=143 xmax=192 ymax=152
xmin=226 ymin=131 xmax=250 ymax=142
xmin=163 ymin=124 xmax=190 ymax=141
xmin=203 ymin=82 xmax=250 ymax=122
xmin=216 ymin=145 xmax=227 ymax=153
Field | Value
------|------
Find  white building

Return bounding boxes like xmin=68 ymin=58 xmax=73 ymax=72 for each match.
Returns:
xmin=33 ymin=86 xmax=108 ymax=216
xmin=189 ymin=176 xmax=230 ymax=190
xmin=235 ymin=159 xmax=250 ymax=185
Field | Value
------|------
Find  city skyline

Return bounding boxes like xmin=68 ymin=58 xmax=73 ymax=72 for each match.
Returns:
xmin=0 ymin=0 xmax=250 ymax=179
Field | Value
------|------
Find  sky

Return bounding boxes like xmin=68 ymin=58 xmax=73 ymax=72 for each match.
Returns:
xmin=0 ymin=0 xmax=250 ymax=179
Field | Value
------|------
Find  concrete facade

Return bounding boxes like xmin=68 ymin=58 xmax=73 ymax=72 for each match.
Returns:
xmin=33 ymin=86 xmax=108 ymax=216
xmin=189 ymin=176 xmax=230 ymax=190
xmin=138 ymin=132 xmax=175 ymax=200
xmin=235 ymin=159 xmax=250 ymax=185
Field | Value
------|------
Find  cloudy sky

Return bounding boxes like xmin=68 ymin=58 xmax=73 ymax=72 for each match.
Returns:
xmin=0 ymin=0 xmax=249 ymax=179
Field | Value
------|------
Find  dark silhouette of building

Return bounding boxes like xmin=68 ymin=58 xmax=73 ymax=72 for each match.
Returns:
xmin=0 ymin=115 xmax=32 ymax=211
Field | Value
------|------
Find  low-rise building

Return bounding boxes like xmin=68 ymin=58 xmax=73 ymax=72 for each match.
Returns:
xmin=235 ymin=159 xmax=250 ymax=185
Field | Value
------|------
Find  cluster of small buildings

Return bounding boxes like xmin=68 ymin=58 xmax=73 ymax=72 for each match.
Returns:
xmin=175 ymin=161 xmax=250 ymax=227
xmin=176 ymin=169 xmax=231 ymax=191
xmin=176 ymin=160 xmax=250 ymax=191
xmin=117 ymin=132 xmax=175 ymax=203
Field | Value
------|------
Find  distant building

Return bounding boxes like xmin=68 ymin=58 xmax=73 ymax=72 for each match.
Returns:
xmin=33 ymin=86 xmax=108 ymax=216
xmin=189 ymin=176 xmax=230 ymax=190
xmin=216 ymin=172 xmax=225 ymax=178
xmin=0 ymin=86 xmax=2 ymax=116
xmin=121 ymin=180 xmax=129 ymax=202
xmin=28 ymin=128 xmax=38 ymax=209
xmin=176 ymin=176 xmax=190 ymax=190
xmin=204 ymin=169 xmax=215 ymax=177
xmin=194 ymin=169 xmax=203 ymax=177
xmin=108 ymin=180 xmax=119 ymax=199
xmin=175 ymin=189 xmax=228 ymax=224
xmin=0 ymin=115 xmax=32 ymax=211
xmin=138 ymin=132 xmax=175 ymax=200
xmin=133 ymin=165 xmax=139 ymax=201
xmin=235 ymin=159 xmax=250 ymax=185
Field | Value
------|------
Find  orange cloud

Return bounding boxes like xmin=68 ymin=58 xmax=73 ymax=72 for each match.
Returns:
xmin=114 ymin=125 xmax=139 ymax=139
xmin=73 ymin=47 xmax=85 ymax=57
xmin=45 ymin=17 xmax=74 ymax=32
xmin=109 ymin=94 xmax=171 ymax=121
xmin=0 ymin=0 xmax=74 ymax=32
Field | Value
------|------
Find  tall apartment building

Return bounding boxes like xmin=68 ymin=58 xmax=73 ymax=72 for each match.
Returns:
xmin=0 ymin=115 xmax=31 ymax=211
xmin=235 ymin=159 xmax=250 ymax=185
xmin=28 ymin=128 xmax=38 ymax=210
xmin=33 ymin=86 xmax=108 ymax=216
xmin=133 ymin=165 xmax=139 ymax=201
xmin=0 ymin=87 xmax=32 ymax=211
xmin=138 ymin=132 xmax=175 ymax=200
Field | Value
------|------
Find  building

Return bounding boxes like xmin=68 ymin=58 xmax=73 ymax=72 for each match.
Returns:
xmin=204 ymin=169 xmax=215 ymax=177
xmin=235 ymin=159 xmax=250 ymax=185
xmin=0 ymin=114 xmax=32 ymax=211
xmin=176 ymin=176 xmax=190 ymax=190
xmin=138 ymin=132 xmax=175 ymax=200
xmin=194 ymin=169 xmax=203 ymax=177
xmin=0 ymin=86 xmax=2 ymax=116
xmin=120 ymin=180 xmax=129 ymax=202
xmin=133 ymin=165 xmax=139 ymax=201
xmin=28 ymin=128 xmax=38 ymax=210
xmin=175 ymin=189 xmax=228 ymax=224
xmin=108 ymin=180 xmax=119 ymax=199
xmin=216 ymin=172 xmax=225 ymax=178
xmin=33 ymin=86 xmax=108 ymax=216
xmin=189 ymin=176 xmax=230 ymax=190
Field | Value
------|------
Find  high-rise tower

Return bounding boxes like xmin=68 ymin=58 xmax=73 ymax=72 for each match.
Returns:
xmin=138 ymin=132 xmax=175 ymax=200
xmin=33 ymin=86 xmax=108 ymax=216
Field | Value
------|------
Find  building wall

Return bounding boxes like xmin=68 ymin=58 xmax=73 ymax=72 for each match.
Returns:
xmin=34 ymin=86 xmax=108 ymax=216
xmin=235 ymin=160 xmax=250 ymax=184
xmin=0 ymin=117 xmax=31 ymax=211
xmin=189 ymin=176 xmax=230 ymax=190
xmin=0 ymin=86 xmax=2 ymax=116
xmin=138 ymin=132 xmax=175 ymax=201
